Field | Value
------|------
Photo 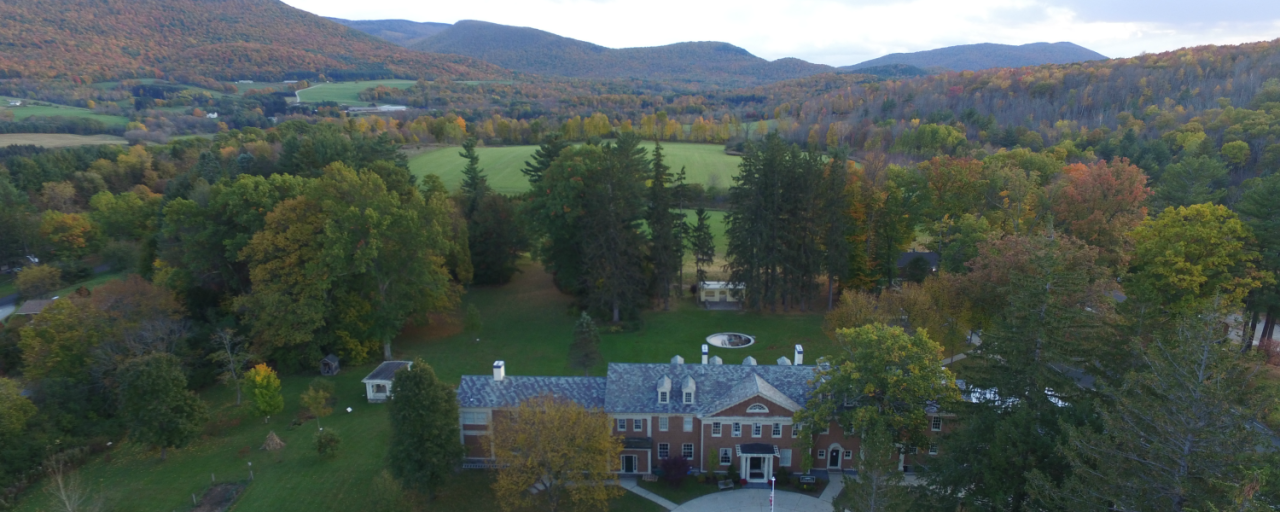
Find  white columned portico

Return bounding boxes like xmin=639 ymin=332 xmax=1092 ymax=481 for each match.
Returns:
xmin=736 ymin=443 xmax=777 ymax=483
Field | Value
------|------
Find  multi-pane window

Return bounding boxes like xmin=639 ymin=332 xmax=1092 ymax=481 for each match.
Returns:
xmin=682 ymin=443 xmax=694 ymax=459
xmin=791 ymin=425 xmax=798 ymax=438
xmin=817 ymin=450 xmax=826 ymax=459
xmin=845 ymin=449 xmax=853 ymax=459
xmin=771 ymin=423 xmax=781 ymax=437
xmin=617 ymin=419 xmax=626 ymax=431
xmin=752 ymin=423 xmax=762 ymax=437
xmin=659 ymin=417 xmax=669 ymax=431
xmin=461 ymin=412 xmax=488 ymax=425
xmin=633 ymin=419 xmax=644 ymax=432
xmin=659 ymin=391 xmax=668 ymax=404
xmin=658 ymin=443 xmax=670 ymax=459
xmin=732 ymin=423 xmax=742 ymax=437
xmin=683 ymin=417 xmax=694 ymax=432
xmin=928 ymin=444 xmax=938 ymax=455
xmin=780 ymin=449 xmax=792 ymax=467
xmin=719 ymin=448 xmax=732 ymax=465
xmin=711 ymin=422 xmax=722 ymax=436
xmin=683 ymin=391 xmax=693 ymax=404
xmin=931 ymin=417 xmax=943 ymax=431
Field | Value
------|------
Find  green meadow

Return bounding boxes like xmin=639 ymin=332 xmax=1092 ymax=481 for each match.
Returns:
xmin=0 ymin=100 xmax=129 ymax=126
xmin=409 ymin=142 xmax=742 ymax=195
xmin=294 ymin=80 xmax=419 ymax=104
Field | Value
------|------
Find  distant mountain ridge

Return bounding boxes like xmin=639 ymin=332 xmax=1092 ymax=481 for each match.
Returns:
xmin=842 ymin=42 xmax=1107 ymax=72
xmin=0 ymin=0 xmax=505 ymax=82
xmin=408 ymin=20 xmax=835 ymax=84
xmin=326 ymin=18 xmax=452 ymax=47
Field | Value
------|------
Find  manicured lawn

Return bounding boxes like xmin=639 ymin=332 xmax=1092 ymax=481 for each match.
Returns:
xmin=295 ymin=80 xmax=419 ymax=104
xmin=638 ymin=478 xmax=719 ymax=504
xmin=12 ymin=262 xmax=830 ymax=512
xmin=52 ymin=271 xmax=127 ymax=298
xmin=408 ymin=142 xmax=742 ymax=195
xmin=0 ymin=276 xmax=15 ymax=298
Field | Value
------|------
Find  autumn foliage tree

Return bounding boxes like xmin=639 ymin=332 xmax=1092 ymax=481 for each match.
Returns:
xmin=245 ymin=363 xmax=284 ymax=422
xmin=1051 ymin=158 xmax=1151 ymax=268
xmin=491 ymin=395 xmax=624 ymax=512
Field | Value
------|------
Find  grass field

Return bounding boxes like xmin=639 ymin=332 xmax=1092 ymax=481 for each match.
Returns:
xmin=409 ymin=142 xmax=742 ymax=195
xmin=295 ymin=80 xmax=419 ymax=104
xmin=12 ymin=262 xmax=828 ymax=512
xmin=0 ymin=100 xmax=129 ymax=126
xmin=0 ymin=133 xmax=128 ymax=148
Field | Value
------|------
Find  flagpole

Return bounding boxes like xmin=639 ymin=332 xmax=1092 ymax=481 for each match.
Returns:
xmin=770 ymin=476 xmax=776 ymax=512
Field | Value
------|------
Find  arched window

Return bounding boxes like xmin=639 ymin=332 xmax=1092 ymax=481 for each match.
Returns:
xmin=746 ymin=403 xmax=769 ymax=413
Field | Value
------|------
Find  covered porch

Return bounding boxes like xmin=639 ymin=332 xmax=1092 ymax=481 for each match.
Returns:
xmin=735 ymin=443 xmax=778 ymax=484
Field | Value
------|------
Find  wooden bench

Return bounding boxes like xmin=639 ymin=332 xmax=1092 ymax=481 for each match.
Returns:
xmin=717 ymin=479 xmax=735 ymax=490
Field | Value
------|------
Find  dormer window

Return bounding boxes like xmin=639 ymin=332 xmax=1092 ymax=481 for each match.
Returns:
xmin=746 ymin=403 xmax=769 ymax=413
xmin=683 ymin=391 xmax=693 ymax=404
xmin=656 ymin=376 xmax=671 ymax=404
xmin=659 ymin=391 xmax=669 ymax=404
xmin=682 ymin=376 xmax=696 ymax=404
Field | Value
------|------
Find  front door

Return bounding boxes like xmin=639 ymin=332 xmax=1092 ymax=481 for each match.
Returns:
xmin=621 ymin=455 xmax=636 ymax=473
xmin=828 ymin=449 xmax=841 ymax=468
xmin=749 ymin=457 xmax=764 ymax=480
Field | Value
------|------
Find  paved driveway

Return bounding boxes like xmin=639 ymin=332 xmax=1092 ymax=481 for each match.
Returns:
xmin=672 ymin=489 xmax=830 ymax=512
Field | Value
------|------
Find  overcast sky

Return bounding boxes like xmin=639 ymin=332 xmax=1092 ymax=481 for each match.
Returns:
xmin=284 ymin=0 xmax=1280 ymax=66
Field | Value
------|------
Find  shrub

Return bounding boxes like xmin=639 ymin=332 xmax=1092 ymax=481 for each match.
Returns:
xmin=308 ymin=377 xmax=336 ymax=399
xmin=314 ymin=428 xmax=341 ymax=458
xmin=660 ymin=457 xmax=691 ymax=488
xmin=15 ymin=264 xmax=61 ymax=299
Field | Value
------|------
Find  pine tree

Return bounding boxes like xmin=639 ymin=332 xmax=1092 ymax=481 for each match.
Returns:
xmin=387 ymin=361 xmax=464 ymax=499
xmin=459 ymin=137 xmax=488 ymax=220
xmin=459 ymin=138 xmax=525 ymax=285
xmin=521 ymin=132 xmax=569 ymax=184
xmin=690 ymin=208 xmax=716 ymax=287
xmin=646 ymin=143 xmax=683 ymax=310
xmin=821 ymin=147 xmax=851 ymax=309
xmin=581 ymin=134 xmax=649 ymax=322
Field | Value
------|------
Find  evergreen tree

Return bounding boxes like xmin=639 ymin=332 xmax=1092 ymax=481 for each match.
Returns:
xmin=459 ymin=137 xmax=488 ymax=220
xmin=646 ymin=143 xmax=683 ymax=310
xmin=1237 ymin=174 xmax=1280 ymax=351
xmin=387 ymin=361 xmax=464 ymax=499
xmin=835 ymin=429 xmax=914 ymax=512
xmin=568 ymin=312 xmax=601 ymax=376
xmin=118 ymin=353 xmax=209 ymax=460
xmin=457 ymin=138 xmax=524 ymax=285
xmin=1153 ymin=155 xmax=1228 ymax=208
xmin=821 ymin=147 xmax=851 ymax=309
xmin=521 ymin=132 xmax=569 ymax=184
xmin=690 ymin=208 xmax=716 ymax=287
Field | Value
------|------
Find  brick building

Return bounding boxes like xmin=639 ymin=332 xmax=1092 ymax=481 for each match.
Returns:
xmin=456 ymin=345 xmax=952 ymax=481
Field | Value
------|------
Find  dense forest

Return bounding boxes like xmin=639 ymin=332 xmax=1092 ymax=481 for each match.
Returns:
xmin=0 ymin=0 xmax=506 ymax=83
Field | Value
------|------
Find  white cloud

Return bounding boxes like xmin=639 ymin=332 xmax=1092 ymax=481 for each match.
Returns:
xmin=283 ymin=0 xmax=1280 ymax=66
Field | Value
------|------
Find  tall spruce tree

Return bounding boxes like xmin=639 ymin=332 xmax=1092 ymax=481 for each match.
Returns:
xmin=822 ymin=147 xmax=852 ymax=309
xmin=724 ymin=133 xmax=824 ymax=311
xmin=646 ymin=143 xmax=683 ymax=310
xmin=458 ymin=138 xmax=524 ymax=285
xmin=387 ymin=361 xmax=464 ymax=499
xmin=459 ymin=137 xmax=488 ymax=219
xmin=568 ymin=312 xmax=602 ymax=376
xmin=690 ymin=208 xmax=716 ymax=287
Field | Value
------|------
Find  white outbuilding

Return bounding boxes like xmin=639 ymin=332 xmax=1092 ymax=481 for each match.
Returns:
xmin=361 ymin=360 xmax=413 ymax=403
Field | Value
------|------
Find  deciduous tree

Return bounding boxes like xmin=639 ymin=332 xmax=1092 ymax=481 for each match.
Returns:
xmin=117 ymin=353 xmax=208 ymax=460
xmin=491 ymin=395 xmax=624 ymax=512
xmin=1050 ymin=158 xmax=1151 ymax=268
xmin=387 ymin=361 xmax=463 ymax=499
xmin=15 ymin=264 xmax=61 ymax=300
xmin=244 ymin=363 xmax=283 ymax=422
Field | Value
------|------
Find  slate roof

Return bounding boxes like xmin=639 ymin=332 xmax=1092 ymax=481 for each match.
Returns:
xmin=457 ymin=375 xmax=607 ymax=409
xmin=896 ymin=251 xmax=939 ymax=268
xmin=738 ymin=443 xmax=778 ymax=455
xmin=362 ymin=361 xmax=412 ymax=383
xmin=603 ymin=362 xmax=815 ymax=415
xmin=14 ymin=299 xmax=53 ymax=315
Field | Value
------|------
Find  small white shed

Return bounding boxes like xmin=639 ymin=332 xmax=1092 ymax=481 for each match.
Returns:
xmin=361 ymin=360 xmax=413 ymax=403
xmin=699 ymin=282 xmax=742 ymax=303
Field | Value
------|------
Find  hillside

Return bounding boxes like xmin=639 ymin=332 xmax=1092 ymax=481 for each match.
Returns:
xmin=326 ymin=18 xmax=452 ymax=47
xmin=842 ymin=42 xmax=1107 ymax=72
xmin=412 ymin=20 xmax=834 ymax=84
xmin=0 ymin=0 xmax=507 ymax=83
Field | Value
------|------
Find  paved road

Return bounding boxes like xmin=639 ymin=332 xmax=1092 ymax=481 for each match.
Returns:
xmin=0 ymin=293 xmax=16 ymax=321
xmin=671 ymin=489 xmax=831 ymax=512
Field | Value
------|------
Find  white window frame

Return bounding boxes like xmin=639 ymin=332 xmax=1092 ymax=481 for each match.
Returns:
xmin=719 ymin=448 xmax=732 ymax=465
xmin=712 ymin=422 xmax=722 ymax=437
xmin=633 ymin=419 xmax=644 ymax=432
xmin=780 ymin=449 xmax=792 ymax=467
xmin=683 ymin=391 xmax=693 ymax=404
xmin=746 ymin=403 xmax=768 ymax=413
xmin=683 ymin=416 xmax=693 ymax=432
xmin=817 ymin=449 xmax=826 ymax=459
xmin=659 ymin=417 xmax=669 ymax=431
xmin=617 ymin=419 xmax=626 ymax=431
xmin=772 ymin=423 xmax=781 ymax=437
xmin=931 ymin=417 xmax=943 ymax=431
xmin=659 ymin=391 xmax=669 ymax=404
xmin=658 ymin=443 xmax=670 ymax=459
xmin=461 ymin=412 xmax=488 ymax=425
xmin=845 ymin=449 xmax=853 ymax=459
xmin=929 ymin=444 xmax=938 ymax=455
xmin=682 ymin=443 xmax=694 ymax=459
xmin=732 ymin=422 xmax=742 ymax=437
xmin=822 ymin=425 xmax=831 ymax=434
xmin=791 ymin=425 xmax=798 ymax=438
xmin=752 ymin=423 xmax=762 ymax=437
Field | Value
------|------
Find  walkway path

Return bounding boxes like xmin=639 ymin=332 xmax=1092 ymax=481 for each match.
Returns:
xmin=618 ymin=477 xmax=678 ymax=511
xmin=817 ymin=473 xmax=844 ymax=503
xmin=670 ymin=488 xmax=830 ymax=511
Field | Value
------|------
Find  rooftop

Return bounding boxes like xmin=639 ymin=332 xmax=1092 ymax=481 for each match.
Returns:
xmin=457 ymin=375 xmax=607 ymax=409
xmin=362 ymin=360 xmax=412 ymax=383
xmin=15 ymin=299 xmax=54 ymax=315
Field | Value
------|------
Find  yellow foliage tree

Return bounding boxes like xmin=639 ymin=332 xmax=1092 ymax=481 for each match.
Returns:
xmin=491 ymin=395 xmax=624 ymax=512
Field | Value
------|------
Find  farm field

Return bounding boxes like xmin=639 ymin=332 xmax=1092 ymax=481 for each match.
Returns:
xmin=0 ymin=133 xmax=128 ymax=148
xmin=0 ymin=101 xmax=129 ymax=126
xmin=409 ymin=142 xmax=742 ymax=195
xmin=294 ymin=80 xmax=418 ymax=104
xmin=10 ymin=262 xmax=825 ymax=512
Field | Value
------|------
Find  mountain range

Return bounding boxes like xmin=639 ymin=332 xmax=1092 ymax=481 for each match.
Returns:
xmin=326 ymin=18 xmax=452 ymax=47
xmin=0 ymin=0 xmax=505 ymax=82
xmin=840 ymin=42 xmax=1108 ymax=72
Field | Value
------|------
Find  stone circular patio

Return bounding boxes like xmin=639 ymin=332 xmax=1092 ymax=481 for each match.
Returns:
xmin=671 ymin=489 xmax=829 ymax=512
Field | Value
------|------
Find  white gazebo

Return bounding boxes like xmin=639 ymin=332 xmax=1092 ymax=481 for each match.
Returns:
xmin=361 ymin=360 xmax=413 ymax=403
